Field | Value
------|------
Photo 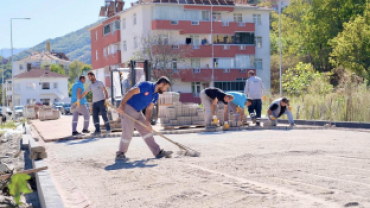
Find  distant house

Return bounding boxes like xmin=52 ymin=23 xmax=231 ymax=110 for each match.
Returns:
xmin=6 ymin=43 xmax=71 ymax=106
xmin=6 ymin=69 xmax=69 ymax=106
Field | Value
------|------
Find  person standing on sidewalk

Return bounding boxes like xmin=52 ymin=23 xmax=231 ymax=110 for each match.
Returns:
xmin=81 ymin=71 xmax=111 ymax=135
xmin=71 ymin=75 xmax=90 ymax=136
xmin=116 ymin=76 xmax=173 ymax=160
xmin=200 ymin=88 xmax=234 ymax=127
xmin=267 ymin=97 xmax=295 ymax=127
xmin=244 ymin=70 xmax=266 ymax=126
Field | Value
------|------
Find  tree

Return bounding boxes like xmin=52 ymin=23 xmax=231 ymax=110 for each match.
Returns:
xmin=330 ymin=5 xmax=370 ymax=82
xmin=50 ymin=64 xmax=65 ymax=75
xmin=272 ymin=0 xmax=368 ymax=72
xmin=133 ymin=31 xmax=192 ymax=88
xmin=68 ymin=60 xmax=92 ymax=84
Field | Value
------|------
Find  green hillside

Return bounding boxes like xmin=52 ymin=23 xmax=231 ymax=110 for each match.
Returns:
xmin=12 ymin=21 xmax=102 ymax=64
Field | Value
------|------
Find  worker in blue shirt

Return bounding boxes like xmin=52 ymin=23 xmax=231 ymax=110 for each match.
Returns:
xmin=116 ymin=76 xmax=173 ymax=160
xmin=223 ymin=91 xmax=252 ymax=129
xmin=71 ymin=75 xmax=90 ymax=136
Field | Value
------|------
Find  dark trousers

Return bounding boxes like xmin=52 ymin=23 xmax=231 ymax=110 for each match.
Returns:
xmin=248 ymin=99 xmax=262 ymax=125
xmin=93 ymin=100 xmax=110 ymax=132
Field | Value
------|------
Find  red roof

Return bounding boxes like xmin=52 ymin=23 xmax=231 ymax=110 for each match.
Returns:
xmin=13 ymin=69 xmax=68 ymax=79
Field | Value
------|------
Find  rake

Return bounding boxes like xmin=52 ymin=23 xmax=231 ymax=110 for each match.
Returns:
xmin=108 ymin=104 xmax=201 ymax=157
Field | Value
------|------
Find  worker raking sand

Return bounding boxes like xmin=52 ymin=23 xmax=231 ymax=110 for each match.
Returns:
xmin=223 ymin=91 xmax=252 ymax=129
xmin=115 ymin=76 xmax=173 ymax=160
xmin=200 ymin=87 xmax=234 ymax=126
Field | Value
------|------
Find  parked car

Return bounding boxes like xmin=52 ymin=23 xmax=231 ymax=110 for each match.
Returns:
xmin=0 ymin=107 xmax=13 ymax=122
xmin=61 ymin=103 xmax=71 ymax=115
xmin=14 ymin=106 xmax=24 ymax=117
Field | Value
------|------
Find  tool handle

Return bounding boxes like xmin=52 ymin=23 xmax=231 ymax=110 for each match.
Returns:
xmin=108 ymin=104 xmax=185 ymax=150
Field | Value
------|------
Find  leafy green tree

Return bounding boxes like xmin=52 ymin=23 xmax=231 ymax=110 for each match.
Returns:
xmin=68 ymin=60 xmax=92 ymax=84
xmin=330 ymin=4 xmax=370 ymax=82
xmin=282 ymin=62 xmax=332 ymax=95
xmin=50 ymin=63 xmax=65 ymax=75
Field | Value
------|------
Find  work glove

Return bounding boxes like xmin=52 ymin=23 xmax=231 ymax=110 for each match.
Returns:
xmin=269 ymin=115 xmax=276 ymax=120
xmin=212 ymin=115 xmax=218 ymax=125
xmin=104 ymin=100 xmax=110 ymax=107
xmin=224 ymin=121 xmax=229 ymax=129
xmin=76 ymin=100 xmax=80 ymax=107
xmin=236 ymin=107 xmax=243 ymax=114
xmin=288 ymin=106 xmax=293 ymax=112
xmin=262 ymin=95 xmax=267 ymax=102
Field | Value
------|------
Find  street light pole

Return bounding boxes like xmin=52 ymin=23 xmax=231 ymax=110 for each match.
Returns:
xmin=278 ymin=0 xmax=282 ymax=95
xmin=10 ymin=18 xmax=30 ymax=119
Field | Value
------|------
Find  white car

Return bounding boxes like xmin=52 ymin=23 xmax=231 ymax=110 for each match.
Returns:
xmin=14 ymin=106 xmax=24 ymax=117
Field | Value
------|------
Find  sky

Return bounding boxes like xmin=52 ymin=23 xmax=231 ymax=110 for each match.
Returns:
xmin=0 ymin=0 xmax=134 ymax=50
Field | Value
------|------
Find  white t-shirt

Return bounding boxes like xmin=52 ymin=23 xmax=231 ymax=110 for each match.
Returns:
xmin=86 ymin=80 xmax=105 ymax=103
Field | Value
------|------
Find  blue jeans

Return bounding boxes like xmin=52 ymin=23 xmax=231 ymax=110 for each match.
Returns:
xmin=248 ymin=99 xmax=262 ymax=125
xmin=268 ymin=109 xmax=294 ymax=126
xmin=93 ymin=100 xmax=110 ymax=132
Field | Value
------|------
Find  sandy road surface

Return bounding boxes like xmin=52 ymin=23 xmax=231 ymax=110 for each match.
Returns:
xmin=45 ymin=130 xmax=370 ymax=208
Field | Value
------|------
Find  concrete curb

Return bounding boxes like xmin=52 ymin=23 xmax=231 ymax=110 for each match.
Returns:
xmin=24 ymin=124 xmax=65 ymax=208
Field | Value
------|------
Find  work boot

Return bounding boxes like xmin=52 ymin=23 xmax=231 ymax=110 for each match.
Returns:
xmin=156 ymin=149 xmax=173 ymax=158
xmin=82 ymin=129 xmax=90 ymax=134
xmin=105 ymin=123 xmax=111 ymax=133
xmin=115 ymin=152 xmax=127 ymax=160
xmin=72 ymin=131 xmax=82 ymax=136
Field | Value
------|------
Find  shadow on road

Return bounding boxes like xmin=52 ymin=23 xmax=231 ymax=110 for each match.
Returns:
xmin=62 ymin=137 xmax=104 ymax=146
xmin=105 ymin=159 xmax=157 ymax=170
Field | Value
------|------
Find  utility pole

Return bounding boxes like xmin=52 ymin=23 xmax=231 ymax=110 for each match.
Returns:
xmin=279 ymin=0 xmax=282 ymax=95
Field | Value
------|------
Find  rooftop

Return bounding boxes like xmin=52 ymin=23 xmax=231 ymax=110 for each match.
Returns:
xmin=19 ymin=51 xmax=70 ymax=63
xmin=12 ymin=69 xmax=68 ymax=79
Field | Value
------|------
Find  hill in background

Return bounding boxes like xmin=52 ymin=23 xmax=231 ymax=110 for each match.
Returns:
xmin=12 ymin=20 xmax=102 ymax=64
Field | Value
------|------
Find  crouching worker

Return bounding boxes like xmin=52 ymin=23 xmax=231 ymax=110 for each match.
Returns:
xmin=200 ymin=87 xmax=234 ymax=126
xmin=267 ymin=97 xmax=295 ymax=127
xmin=116 ymin=76 xmax=173 ymax=160
xmin=223 ymin=91 xmax=252 ymax=129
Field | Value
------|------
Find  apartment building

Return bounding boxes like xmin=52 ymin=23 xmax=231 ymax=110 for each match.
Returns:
xmin=90 ymin=0 xmax=272 ymax=103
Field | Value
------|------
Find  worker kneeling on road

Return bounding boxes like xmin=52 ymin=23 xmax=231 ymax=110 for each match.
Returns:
xmin=223 ymin=91 xmax=253 ymax=129
xmin=116 ymin=76 xmax=173 ymax=160
xmin=267 ymin=97 xmax=295 ymax=127
xmin=200 ymin=87 xmax=234 ymax=126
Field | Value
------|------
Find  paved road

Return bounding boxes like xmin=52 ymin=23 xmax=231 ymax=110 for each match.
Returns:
xmin=45 ymin=130 xmax=370 ymax=208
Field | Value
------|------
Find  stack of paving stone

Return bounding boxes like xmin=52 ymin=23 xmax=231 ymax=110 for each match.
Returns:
xmin=101 ymin=108 xmax=122 ymax=131
xmin=23 ymin=105 xmax=40 ymax=120
xmin=160 ymin=102 xmax=205 ymax=127
xmin=38 ymin=106 xmax=60 ymax=121
xmin=158 ymin=92 xmax=180 ymax=118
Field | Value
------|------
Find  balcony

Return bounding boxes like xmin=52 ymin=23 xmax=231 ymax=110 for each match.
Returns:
xmin=152 ymin=20 xmax=255 ymax=35
xmin=102 ymin=30 xmax=120 ymax=47
xmin=177 ymin=68 xmax=255 ymax=82
xmin=104 ymin=50 xmax=121 ymax=66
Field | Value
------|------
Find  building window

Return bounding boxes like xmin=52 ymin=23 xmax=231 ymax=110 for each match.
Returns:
xmin=212 ymin=12 xmax=221 ymax=22
xmin=96 ymin=50 xmax=98 ymax=60
xmin=114 ymin=19 xmax=120 ymax=30
xmin=134 ymin=37 xmax=138 ymax=49
xmin=40 ymin=99 xmax=50 ymax=106
xmin=253 ymin=14 xmax=262 ymax=25
xmin=213 ymin=32 xmax=255 ymax=44
xmin=133 ymin=13 xmax=137 ymax=25
xmin=158 ymin=35 xmax=168 ymax=45
xmin=103 ymin=24 xmax=111 ymax=35
xmin=172 ymin=59 xmax=177 ymax=72
xmin=255 ymin=37 xmax=262 ymax=48
xmin=53 ymin=83 xmax=58 ymax=89
xmin=191 ymin=82 xmax=201 ymax=94
xmin=26 ymin=83 xmax=36 ymax=90
xmin=234 ymin=13 xmax=242 ymax=23
xmin=95 ymin=31 xmax=98 ymax=41
xmin=19 ymin=64 xmax=24 ymax=70
xmin=201 ymin=11 xmax=210 ymax=21
xmin=170 ymin=20 xmax=178 ymax=25
xmin=191 ymin=58 xmax=201 ymax=69
xmin=214 ymin=80 xmax=246 ymax=92
xmin=27 ymin=99 xmax=36 ymax=104
xmin=123 ymin=41 xmax=127 ymax=51
xmin=254 ymin=58 xmax=262 ymax=70
xmin=122 ymin=18 xmax=126 ymax=29
xmin=42 ymin=82 xmax=50 ymax=90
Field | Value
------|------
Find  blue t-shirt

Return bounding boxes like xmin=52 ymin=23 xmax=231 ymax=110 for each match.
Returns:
xmin=127 ymin=82 xmax=159 ymax=111
xmin=228 ymin=92 xmax=247 ymax=108
xmin=71 ymin=81 xmax=87 ymax=105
